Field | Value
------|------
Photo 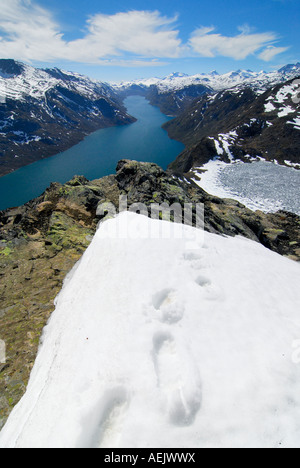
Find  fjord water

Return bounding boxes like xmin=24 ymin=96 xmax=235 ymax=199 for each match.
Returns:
xmin=0 ymin=96 xmax=184 ymax=211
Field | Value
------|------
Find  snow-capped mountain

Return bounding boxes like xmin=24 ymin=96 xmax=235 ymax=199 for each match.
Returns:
xmin=0 ymin=60 xmax=135 ymax=176
xmin=1 ymin=211 xmax=300 ymax=448
xmin=166 ymin=77 xmax=300 ymax=174
xmin=112 ymin=64 xmax=300 ymax=95
xmin=111 ymin=64 xmax=300 ymax=116
xmin=0 ymin=60 xmax=115 ymax=102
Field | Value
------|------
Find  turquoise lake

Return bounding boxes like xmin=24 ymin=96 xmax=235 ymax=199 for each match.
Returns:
xmin=0 ymin=96 xmax=184 ymax=211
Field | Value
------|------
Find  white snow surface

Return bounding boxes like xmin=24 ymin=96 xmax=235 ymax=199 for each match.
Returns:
xmin=192 ymin=159 xmax=300 ymax=214
xmin=1 ymin=212 xmax=300 ymax=449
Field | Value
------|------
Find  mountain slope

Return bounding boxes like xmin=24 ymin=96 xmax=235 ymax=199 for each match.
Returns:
xmin=0 ymin=60 xmax=135 ymax=176
xmin=166 ymin=78 xmax=300 ymax=174
xmin=1 ymin=211 xmax=300 ymax=448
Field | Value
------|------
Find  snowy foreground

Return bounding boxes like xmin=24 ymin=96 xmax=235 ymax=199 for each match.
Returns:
xmin=1 ymin=212 xmax=300 ymax=449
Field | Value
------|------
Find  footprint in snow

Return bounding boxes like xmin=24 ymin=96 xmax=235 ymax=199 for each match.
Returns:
xmin=152 ymin=331 xmax=202 ymax=427
xmin=182 ymin=251 xmax=205 ymax=270
xmin=183 ymin=251 xmax=203 ymax=262
xmin=152 ymin=289 xmax=185 ymax=325
xmin=195 ymin=275 xmax=225 ymax=301
xmin=195 ymin=275 xmax=212 ymax=288
xmin=78 ymin=386 xmax=129 ymax=448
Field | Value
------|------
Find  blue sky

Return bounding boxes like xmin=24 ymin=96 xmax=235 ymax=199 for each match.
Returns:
xmin=0 ymin=0 xmax=299 ymax=81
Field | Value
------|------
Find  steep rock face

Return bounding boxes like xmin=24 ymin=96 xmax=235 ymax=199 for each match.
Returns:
xmin=166 ymin=79 xmax=300 ymax=174
xmin=0 ymin=160 xmax=299 ymax=428
xmin=0 ymin=60 xmax=135 ymax=176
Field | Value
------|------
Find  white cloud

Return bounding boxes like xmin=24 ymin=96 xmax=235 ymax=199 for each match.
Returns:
xmin=0 ymin=0 xmax=290 ymax=67
xmin=0 ymin=1 xmax=182 ymax=64
xmin=189 ymin=26 xmax=285 ymax=60
xmin=68 ymin=11 xmax=182 ymax=61
xmin=0 ymin=0 xmax=65 ymax=61
xmin=259 ymin=46 xmax=289 ymax=61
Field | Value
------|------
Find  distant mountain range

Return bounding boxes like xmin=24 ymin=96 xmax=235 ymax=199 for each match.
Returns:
xmin=113 ymin=64 xmax=300 ymax=94
xmin=112 ymin=64 xmax=300 ymax=172
xmin=0 ymin=59 xmax=135 ymax=177
xmin=112 ymin=63 xmax=300 ymax=115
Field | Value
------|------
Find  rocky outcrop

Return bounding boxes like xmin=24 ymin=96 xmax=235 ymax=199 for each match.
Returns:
xmin=0 ymin=159 xmax=299 ymax=428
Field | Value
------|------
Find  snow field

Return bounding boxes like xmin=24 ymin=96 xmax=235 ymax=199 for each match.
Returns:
xmin=0 ymin=212 xmax=300 ymax=448
xmin=192 ymin=159 xmax=300 ymax=215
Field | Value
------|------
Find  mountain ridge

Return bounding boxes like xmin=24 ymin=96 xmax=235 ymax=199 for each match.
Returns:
xmin=165 ymin=77 xmax=300 ymax=174
xmin=112 ymin=63 xmax=300 ymax=97
xmin=112 ymin=63 xmax=300 ymax=91
xmin=111 ymin=63 xmax=300 ymax=117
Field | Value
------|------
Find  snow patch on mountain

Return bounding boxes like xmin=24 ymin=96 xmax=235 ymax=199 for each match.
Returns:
xmin=287 ymin=117 xmax=300 ymax=130
xmin=265 ymin=101 xmax=276 ymax=112
xmin=277 ymin=106 xmax=296 ymax=118
xmin=1 ymin=212 xmax=300 ymax=449
xmin=11 ymin=132 xmax=42 ymax=146
xmin=264 ymin=81 xmax=300 ymax=122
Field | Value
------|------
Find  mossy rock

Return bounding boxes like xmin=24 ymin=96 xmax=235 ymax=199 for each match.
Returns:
xmin=263 ymin=228 xmax=286 ymax=242
xmin=47 ymin=212 xmax=94 ymax=252
xmin=0 ymin=247 xmax=13 ymax=257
